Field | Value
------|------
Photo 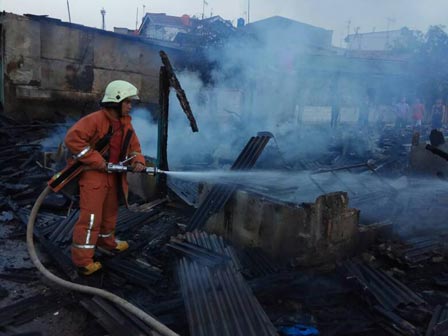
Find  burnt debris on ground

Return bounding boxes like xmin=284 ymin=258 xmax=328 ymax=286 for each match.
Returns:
xmin=2 ymin=116 xmax=448 ymax=336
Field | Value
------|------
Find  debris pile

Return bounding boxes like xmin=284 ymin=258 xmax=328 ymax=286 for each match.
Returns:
xmin=2 ymin=120 xmax=448 ymax=336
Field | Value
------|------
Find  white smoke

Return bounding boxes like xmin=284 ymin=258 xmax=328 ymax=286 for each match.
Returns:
xmin=131 ymin=107 xmax=158 ymax=159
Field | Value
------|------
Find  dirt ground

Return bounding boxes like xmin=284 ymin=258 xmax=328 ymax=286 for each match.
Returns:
xmin=0 ymin=219 xmax=88 ymax=336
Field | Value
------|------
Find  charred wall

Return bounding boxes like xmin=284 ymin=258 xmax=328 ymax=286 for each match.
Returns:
xmin=0 ymin=12 xmax=186 ymax=121
xmin=205 ymin=190 xmax=360 ymax=266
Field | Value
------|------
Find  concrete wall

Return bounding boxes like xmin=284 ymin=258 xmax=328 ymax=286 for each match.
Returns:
xmin=346 ymin=30 xmax=404 ymax=51
xmin=0 ymin=13 xmax=185 ymax=121
xmin=205 ymin=190 xmax=360 ymax=266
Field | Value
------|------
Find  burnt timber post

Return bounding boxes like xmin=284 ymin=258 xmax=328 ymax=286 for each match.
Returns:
xmin=157 ymin=65 xmax=170 ymax=195
xmin=156 ymin=50 xmax=199 ymax=196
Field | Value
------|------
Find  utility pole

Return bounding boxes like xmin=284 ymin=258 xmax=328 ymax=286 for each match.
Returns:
xmin=386 ymin=17 xmax=395 ymax=31
xmin=66 ymin=0 xmax=72 ymax=23
xmin=140 ymin=4 xmax=146 ymax=29
xmin=202 ymin=0 xmax=207 ymax=19
xmin=247 ymin=0 xmax=250 ymax=24
xmin=386 ymin=17 xmax=395 ymax=47
xmin=345 ymin=20 xmax=351 ymax=49
xmin=136 ymin=7 xmax=138 ymax=30
xmin=101 ymin=8 xmax=106 ymax=30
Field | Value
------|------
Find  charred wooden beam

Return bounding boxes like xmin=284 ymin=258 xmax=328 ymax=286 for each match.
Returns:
xmin=80 ymin=296 xmax=154 ymax=336
xmin=0 ymin=270 xmax=38 ymax=284
xmin=157 ymin=65 xmax=170 ymax=196
xmin=158 ymin=65 xmax=170 ymax=172
xmin=159 ymin=50 xmax=198 ymax=133
xmin=0 ymin=293 xmax=73 ymax=327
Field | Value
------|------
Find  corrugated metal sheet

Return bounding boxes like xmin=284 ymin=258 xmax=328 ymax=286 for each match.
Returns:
xmin=177 ymin=231 xmax=278 ymax=336
xmin=80 ymin=296 xmax=154 ymax=336
xmin=186 ymin=133 xmax=272 ymax=232
xmin=426 ymin=305 xmax=448 ymax=336
xmin=345 ymin=261 xmax=426 ymax=310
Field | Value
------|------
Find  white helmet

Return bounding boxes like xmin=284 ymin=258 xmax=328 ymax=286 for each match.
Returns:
xmin=101 ymin=80 xmax=139 ymax=104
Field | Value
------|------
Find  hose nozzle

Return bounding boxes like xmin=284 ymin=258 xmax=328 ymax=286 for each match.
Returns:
xmin=144 ymin=166 xmax=162 ymax=176
xmin=107 ymin=163 xmax=164 ymax=175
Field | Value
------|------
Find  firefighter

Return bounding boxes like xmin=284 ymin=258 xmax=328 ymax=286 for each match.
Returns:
xmin=65 ymin=80 xmax=146 ymax=275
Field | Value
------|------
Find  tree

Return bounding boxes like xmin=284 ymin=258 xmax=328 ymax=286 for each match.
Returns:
xmin=389 ymin=27 xmax=423 ymax=55
xmin=412 ymin=25 xmax=448 ymax=105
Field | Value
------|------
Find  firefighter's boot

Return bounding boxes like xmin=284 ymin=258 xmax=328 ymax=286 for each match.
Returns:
xmin=113 ymin=240 xmax=129 ymax=253
xmin=98 ymin=240 xmax=129 ymax=255
xmin=77 ymin=261 xmax=102 ymax=276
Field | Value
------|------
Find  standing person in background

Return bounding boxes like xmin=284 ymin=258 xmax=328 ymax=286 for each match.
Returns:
xmin=64 ymin=80 xmax=147 ymax=275
xmin=395 ymin=97 xmax=410 ymax=129
xmin=412 ymin=97 xmax=425 ymax=131
xmin=357 ymin=97 xmax=370 ymax=128
xmin=443 ymin=99 xmax=448 ymax=126
xmin=431 ymin=98 xmax=445 ymax=130
xmin=330 ymin=103 xmax=340 ymax=128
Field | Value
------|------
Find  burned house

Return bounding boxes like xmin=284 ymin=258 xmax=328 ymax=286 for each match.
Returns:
xmin=0 ymin=12 xmax=189 ymax=121
xmin=2 ymin=8 xmax=448 ymax=336
xmin=180 ymin=15 xmax=414 ymax=135
xmin=0 ymin=11 xmax=412 ymax=125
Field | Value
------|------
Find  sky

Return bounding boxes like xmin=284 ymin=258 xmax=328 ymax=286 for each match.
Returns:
xmin=1 ymin=0 xmax=448 ymax=46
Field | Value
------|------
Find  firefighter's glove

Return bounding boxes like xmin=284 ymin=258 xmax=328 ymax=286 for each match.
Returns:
xmin=132 ymin=162 xmax=146 ymax=172
xmin=99 ymin=161 xmax=108 ymax=172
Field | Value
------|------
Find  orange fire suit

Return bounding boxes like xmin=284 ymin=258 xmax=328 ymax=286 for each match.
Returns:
xmin=65 ymin=109 xmax=145 ymax=267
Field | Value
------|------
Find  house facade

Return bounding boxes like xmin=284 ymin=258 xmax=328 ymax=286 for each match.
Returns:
xmin=345 ymin=28 xmax=413 ymax=51
xmin=0 ymin=12 xmax=186 ymax=121
xmin=138 ymin=13 xmax=192 ymax=41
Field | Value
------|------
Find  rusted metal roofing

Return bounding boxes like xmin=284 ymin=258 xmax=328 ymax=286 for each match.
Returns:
xmin=141 ymin=13 xmax=192 ymax=28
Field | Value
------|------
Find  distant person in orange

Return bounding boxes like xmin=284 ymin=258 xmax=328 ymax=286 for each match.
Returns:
xmin=411 ymin=98 xmax=425 ymax=131
xmin=65 ymin=80 xmax=146 ymax=275
xmin=431 ymin=99 xmax=445 ymax=130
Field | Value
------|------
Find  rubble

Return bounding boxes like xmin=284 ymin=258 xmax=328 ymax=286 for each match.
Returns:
xmin=177 ymin=231 xmax=278 ymax=336
xmin=186 ymin=132 xmax=272 ymax=231
xmin=2 ymin=113 xmax=448 ymax=336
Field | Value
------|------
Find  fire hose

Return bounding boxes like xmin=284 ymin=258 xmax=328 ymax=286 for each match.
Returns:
xmin=27 ymin=166 xmax=178 ymax=336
